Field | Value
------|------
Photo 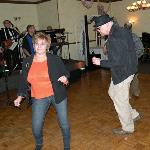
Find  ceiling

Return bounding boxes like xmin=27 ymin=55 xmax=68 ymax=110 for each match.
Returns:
xmin=0 ymin=0 xmax=122 ymax=4
xmin=78 ymin=0 xmax=122 ymax=2
xmin=0 ymin=0 xmax=51 ymax=4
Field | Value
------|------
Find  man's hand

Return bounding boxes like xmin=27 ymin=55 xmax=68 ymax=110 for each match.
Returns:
xmin=92 ymin=57 xmax=101 ymax=66
xmin=58 ymin=76 xmax=69 ymax=85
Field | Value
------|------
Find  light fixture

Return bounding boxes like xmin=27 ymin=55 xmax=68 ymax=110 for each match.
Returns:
xmin=126 ymin=0 xmax=150 ymax=12
xmin=128 ymin=19 xmax=135 ymax=24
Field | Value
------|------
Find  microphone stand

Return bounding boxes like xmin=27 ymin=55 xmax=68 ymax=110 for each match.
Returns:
xmin=4 ymin=64 xmax=11 ymax=105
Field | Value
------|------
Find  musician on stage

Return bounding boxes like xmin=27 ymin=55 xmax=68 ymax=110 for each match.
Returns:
xmin=0 ymin=20 xmax=21 ymax=72
xmin=46 ymin=26 xmax=58 ymax=55
xmin=0 ymin=37 xmax=4 ymax=65
xmin=0 ymin=34 xmax=4 ymax=65
xmin=22 ymin=25 xmax=36 ymax=57
xmin=0 ymin=32 xmax=2 ymax=51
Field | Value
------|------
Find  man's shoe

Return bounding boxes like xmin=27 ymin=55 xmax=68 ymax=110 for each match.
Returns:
xmin=112 ymin=128 xmax=133 ymax=135
xmin=133 ymin=114 xmax=141 ymax=122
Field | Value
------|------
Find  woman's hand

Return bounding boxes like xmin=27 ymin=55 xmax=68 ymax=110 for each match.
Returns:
xmin=0 ymin=47 xmax=4 ymax=53
xmin=58 ymin=76 xmax=69 ymax=85
xmin=14 ymin=96 xmax=23 ymax=107
xmin=92 ymin=57 xmax=101 ymax=66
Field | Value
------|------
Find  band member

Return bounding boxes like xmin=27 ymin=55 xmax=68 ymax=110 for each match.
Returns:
xmin=92 ymin=14 xmax=140 ymax=135
xmin=0 ymin=20 xmax=20 ymax=72
xmin=46 ymin=26 xmax=58 ymax=55
xmin=0 ymin=32 xmax=3 ymax=57
xmin=22 ymin=25 xmax=36 ymax=57
xmin=14 ymin=32 xmax=70 ymax=150
xmin=0 ymin=38 xmax=4 ymax=65
xmin=47 ymin=26 xmax=57 ymax=43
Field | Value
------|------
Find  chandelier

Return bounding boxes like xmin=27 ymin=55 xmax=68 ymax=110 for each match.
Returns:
xmin=126 ymin=0 xmax=150 ymax=11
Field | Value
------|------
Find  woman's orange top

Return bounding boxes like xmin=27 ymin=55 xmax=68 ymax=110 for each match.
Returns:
xmin=27 ymin=60 xmax=54 ymax=99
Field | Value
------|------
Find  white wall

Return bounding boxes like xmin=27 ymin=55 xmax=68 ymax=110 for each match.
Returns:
xmin=57 ymin=0 xmax=150 ymax=59
xmin=111 ymin=0 xmax=150 ymax=36
xmin=37 ymin=0 xmax=59 ymax=30
xmin=0 ymin=3 xmax=39 ymax=32
xmin=1 ymin=0 xmax=150 ymax=60
xmin=57 ymin=0 xmax=98 ymax=60
xmin=0 ymin=1 xmax=59 ymax=32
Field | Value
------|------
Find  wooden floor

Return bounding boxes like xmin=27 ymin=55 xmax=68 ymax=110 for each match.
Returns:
xmin=0 ymin=69 xmax=150 ymax=150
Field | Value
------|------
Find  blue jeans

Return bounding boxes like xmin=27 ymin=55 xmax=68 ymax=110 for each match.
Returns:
xmin=32 ymin=96 xmax=70 ymax=149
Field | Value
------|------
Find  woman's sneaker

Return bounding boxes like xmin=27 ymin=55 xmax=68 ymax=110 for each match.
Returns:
xmin=35 ymin=145 xmax=42 ymax=150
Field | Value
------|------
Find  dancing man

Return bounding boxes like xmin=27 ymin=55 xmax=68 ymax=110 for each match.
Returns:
xmin=92 ymin=14 xmax=140 ymax=135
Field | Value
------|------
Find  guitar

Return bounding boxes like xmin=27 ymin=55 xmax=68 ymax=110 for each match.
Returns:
xmin=3 ymin=39 xmax=18 ymax=51
xmin=3 ymin=39 xmax=13 ymax=49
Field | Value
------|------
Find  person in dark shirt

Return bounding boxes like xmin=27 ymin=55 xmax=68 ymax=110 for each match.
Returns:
xmin=46 ymin=26 xmax=59 ymax=55
xmin=92 ymin=14 xmax=140 ymax=135
xmin=0 ymin=20 xmax=20 ymax=72
xmin=0 ymin=33 xmax=4 ymax=65
xmin=124 ymin=23 xmax=144 ymax=97
xmin=22 ymin=25 xmax=36 ymax=57
xmin=46 ymin=26 xmax=57 ymax=43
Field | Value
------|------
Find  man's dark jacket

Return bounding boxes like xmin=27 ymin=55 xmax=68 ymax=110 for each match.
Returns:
xmin=17 ymin=53 xmax=70 ymax=104
xmin=0 ymin=28 xmax=19 ymax=41
xmin=101 ymin=24 xmax=138 ymax=85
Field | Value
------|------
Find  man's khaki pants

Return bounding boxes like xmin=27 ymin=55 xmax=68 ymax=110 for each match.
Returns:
xmin=108 ymin=75 xmax=139 ymax=132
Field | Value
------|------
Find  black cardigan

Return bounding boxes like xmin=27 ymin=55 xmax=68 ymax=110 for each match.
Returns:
xmin=17 ymin=53 xmax=70 ymax=104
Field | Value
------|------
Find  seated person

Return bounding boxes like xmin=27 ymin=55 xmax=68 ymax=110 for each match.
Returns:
xmin=22 ymin=25 xmax=36 ymax=57
xmin=46 ymin=26 xmax=57 ymax=43
xmin=46 ymin=26 xmax=58 ymax=55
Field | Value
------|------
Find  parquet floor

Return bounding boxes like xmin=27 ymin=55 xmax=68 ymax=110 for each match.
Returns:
xmin=0 ymin=69 xmax=150 ymax=150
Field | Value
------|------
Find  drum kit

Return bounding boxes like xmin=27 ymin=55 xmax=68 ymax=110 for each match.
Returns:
xmin=44 ymin=28 xmax=71 ymax=57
